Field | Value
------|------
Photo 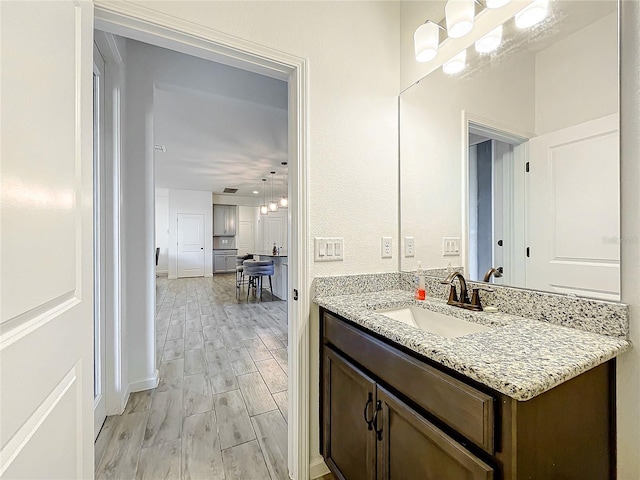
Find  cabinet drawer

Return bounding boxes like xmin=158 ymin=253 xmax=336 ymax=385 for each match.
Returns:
xmin=323 ymin=311 xmax=495 ymax=453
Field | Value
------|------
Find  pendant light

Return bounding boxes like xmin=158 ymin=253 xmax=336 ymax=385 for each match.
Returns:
xmin=443 ymin=50 xmax=466 ymax=74
xmin=445 ymin=0 xmax=475 ymax=39
xmin=278 ymin=162 xmax=289 ymax=209
xmin=268 ymin=171 xmax=278 ymax=212
xmin=515 ymin=0 xmax=549 ymax=29
xmin=260 ymin=178 xmax=268 ymax=215
xmin=414 ymin=21 xmax=441 ymax=63
xmin=475 ymin=25 xmax=503 ymax=54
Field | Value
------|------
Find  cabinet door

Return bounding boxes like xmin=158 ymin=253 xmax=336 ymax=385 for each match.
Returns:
xmin=324 ymin=348 xmax=377 ymax=480
xmin=226 ymin=206 xmax=237 ymax=235
xmin=225 ymin=255 xmax=236 ymax=272
xmin=214 ymin=255 xmax=226 ymax=273
xmin=375 ymin=386 xmax=494 ymax=480
xmin=213 ymin=206 xmax=225 ymax=235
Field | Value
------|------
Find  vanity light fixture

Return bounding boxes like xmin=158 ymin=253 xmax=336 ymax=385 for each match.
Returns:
xmin=278 ymin=162 xmax=288 ymax=209
xmin=485 ymin=0 xmax=511 ymax=8
xmin=414 ymin=21 xmax=442 ymax=62
xmin=268 ymin=171 xmax=278 ymax=212
xmin=260 ymin=179 xmax=268 ymax=215
xmin=443 ymin=50 xmax=467 ymax=74
xmin=515 ymin=0 xmax=549 ymax=29
xmin=445 ymin=0 xmax=475 ymax=39
xmin=475 ymin=24 xmax=503 ymax=53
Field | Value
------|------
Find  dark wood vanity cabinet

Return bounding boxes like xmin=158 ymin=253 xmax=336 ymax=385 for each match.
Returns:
xmin=320 ymin=308 xmax=615 ymax=480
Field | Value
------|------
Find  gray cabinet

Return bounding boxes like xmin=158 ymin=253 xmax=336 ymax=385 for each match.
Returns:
xmin=213 ymin=249 xmax=238 ymax=274
xmin=213 ymin=205 xmax=237 ymax=236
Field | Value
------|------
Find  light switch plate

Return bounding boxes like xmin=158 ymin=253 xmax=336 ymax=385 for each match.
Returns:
xmin=381 ymin=237 xmax=392 ymax=258
xmin=315 ymin=237 xmax=344 ymax=262
xmin=404 ymin=236 xmax=415 ymax=257
xmin=442 ymin=237 xmax=460 ymax=256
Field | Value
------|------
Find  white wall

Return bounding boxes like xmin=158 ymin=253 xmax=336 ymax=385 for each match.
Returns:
xmin=535 ymin=12 xmax=618 ymax=135
xmin=122 ymin=38 xmax=157 ymax=391
xmin=168 ymin=189 xmax=214 ymax=278
xmin=155 ymin=188 xmax=169 ymax=274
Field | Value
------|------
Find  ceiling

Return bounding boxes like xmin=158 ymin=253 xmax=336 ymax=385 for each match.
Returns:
xmin=138 ymin=38 xmax=289 ymax=198
xmin=154 ymin=87 xmax=288 ymax=197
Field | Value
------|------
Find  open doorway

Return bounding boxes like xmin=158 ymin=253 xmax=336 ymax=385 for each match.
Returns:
xmin=465 ymin=118 xmax=529 ymax=287
xmin=92 ymin=8 xmax=310 ymax=478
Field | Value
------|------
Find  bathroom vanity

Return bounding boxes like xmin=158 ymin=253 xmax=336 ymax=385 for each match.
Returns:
xmin=316 ymin=280 xmax=629 ymax=480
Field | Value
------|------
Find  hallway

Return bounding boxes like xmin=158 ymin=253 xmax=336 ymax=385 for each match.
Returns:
xmin=95 ymin=275 xmax=289 ymax=479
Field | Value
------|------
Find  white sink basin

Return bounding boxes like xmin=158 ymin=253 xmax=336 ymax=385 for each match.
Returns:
xmin=376 ymin=306 xmax=491 ymax=339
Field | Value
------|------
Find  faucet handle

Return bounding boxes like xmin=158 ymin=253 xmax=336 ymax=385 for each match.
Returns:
xmin=446 ymin=284 xmax=459 ymax=305
xmin=470 ymin=288 xmax=484 ymax=311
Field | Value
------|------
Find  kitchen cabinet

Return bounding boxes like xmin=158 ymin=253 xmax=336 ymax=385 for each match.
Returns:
xmin=320 ymin=308 xmax=614 ymax=480
xmin=213 ymin=204 xmax=237 ymax=236
xmin=213 ymin=249 xmax=237 ymax=274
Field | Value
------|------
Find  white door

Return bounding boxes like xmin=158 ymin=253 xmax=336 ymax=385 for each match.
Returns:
xmin=177 ymin=213 xmax=205 ymax=278
xmin=0 ymin=1 xmax=94 ymax=478
xmin=264 ymin=215 xmax=286 ymax=251
xmin=93 ymin=42 xmax=107 ymax=439
xmin=526 ymin=114 xmax=619 ymax=300
xmin=238 ymin=220 xmax=254 ymax=255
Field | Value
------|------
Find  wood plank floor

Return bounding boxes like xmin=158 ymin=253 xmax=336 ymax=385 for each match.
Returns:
xmin=95 ymin=275 xmax=290 ymax=480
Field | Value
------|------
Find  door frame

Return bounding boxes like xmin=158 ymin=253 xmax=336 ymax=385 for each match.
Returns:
xmin=94 ymin=3 xmax=311 ymax=479
xmin=93 ymin=41 xmax=108 ymax=439
xmin=461 ymin=111 xmax=533 ymax=282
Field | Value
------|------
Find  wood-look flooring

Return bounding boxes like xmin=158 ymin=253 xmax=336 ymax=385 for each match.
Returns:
xmin=95 ymin=275 xmax=290 ymax=480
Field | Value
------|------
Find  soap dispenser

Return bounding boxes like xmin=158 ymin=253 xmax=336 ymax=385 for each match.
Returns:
xmin=415 ymin=261 xmax=426 ymax=301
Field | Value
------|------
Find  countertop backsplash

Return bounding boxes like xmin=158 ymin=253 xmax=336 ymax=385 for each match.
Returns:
xmin=314 ymin=270 xmax=629 ymax=339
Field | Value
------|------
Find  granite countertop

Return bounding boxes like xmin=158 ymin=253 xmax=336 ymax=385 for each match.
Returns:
xmin=314 ymin=289 xmax=631 ymax=401
xmin=250 ymin=251 xmax=288 ymax=257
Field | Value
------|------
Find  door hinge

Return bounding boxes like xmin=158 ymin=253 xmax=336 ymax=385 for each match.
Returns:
xmin=293 ymin=289 xmax=299 ymax=301
xmin=525 ymin=162 xmax=530 ymax=173
xmin=526 ymin=247 xmax=530 ymax=257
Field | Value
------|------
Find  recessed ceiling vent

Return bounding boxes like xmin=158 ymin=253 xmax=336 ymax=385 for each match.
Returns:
xmin=223 ymin=188 xmax=238 ymax=194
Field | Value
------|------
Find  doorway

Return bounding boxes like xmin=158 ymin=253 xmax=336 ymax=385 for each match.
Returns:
xmin=94 ymin=6 xmax=310 ymax=479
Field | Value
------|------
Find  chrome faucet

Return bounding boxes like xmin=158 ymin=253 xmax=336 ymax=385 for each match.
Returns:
xmin=483 ymin=267 xmax=503 ymax=283
xmin=441 ymin=271 xmax=491 ymax=311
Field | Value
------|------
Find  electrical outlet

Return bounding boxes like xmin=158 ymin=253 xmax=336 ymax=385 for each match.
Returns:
xmin=381 ymin=237 xmax=392 ymax=258
xmin=404 ymin=236 xmax=415 ymax=257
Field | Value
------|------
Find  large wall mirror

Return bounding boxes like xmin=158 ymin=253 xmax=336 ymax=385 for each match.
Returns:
xmin=400 ymin=0 xmax=620 ymax=300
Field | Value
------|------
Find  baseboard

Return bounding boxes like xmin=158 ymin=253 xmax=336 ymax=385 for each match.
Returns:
xmin=309 ymin=456 xmax=330 ymax=479
xmin=156 ymin=269 xmax=168 ymax=275
xmin=168 ymin=275 xmax=177 ymax=280
xmin=129 ymin=369 xmax=159 ymax=393
xmin=205 ymin=273 xmax=213 ymax=278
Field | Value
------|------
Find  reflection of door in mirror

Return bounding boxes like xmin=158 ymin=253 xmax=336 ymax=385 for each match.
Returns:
xmin=468 ymin=125 xmax=528 ymax=287
xmin=527 ymin=114 xmax=619 ymax=300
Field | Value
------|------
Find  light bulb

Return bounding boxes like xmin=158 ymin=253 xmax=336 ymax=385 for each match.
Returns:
xmin=515 ymin=0 xmax=549 ymax=29
xmin=260 ymin=204 xmax=268 ymax=215
xmin=414 ymin=22 xmax=440 ymax=62
xmin=445 ymin=0 xmax=475 ymax=39
xmin=443 ymin=50 xmax=466 ymax=74
xmin=475 ymin=25 xmax=503 ymax=53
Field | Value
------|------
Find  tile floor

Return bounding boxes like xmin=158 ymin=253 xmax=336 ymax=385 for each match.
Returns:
xmin=95 ymin=274 xmax=289 ymax=479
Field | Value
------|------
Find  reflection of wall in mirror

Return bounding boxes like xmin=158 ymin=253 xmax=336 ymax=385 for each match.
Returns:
xmin=399 ymin=11 xmax=618 ymax=279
